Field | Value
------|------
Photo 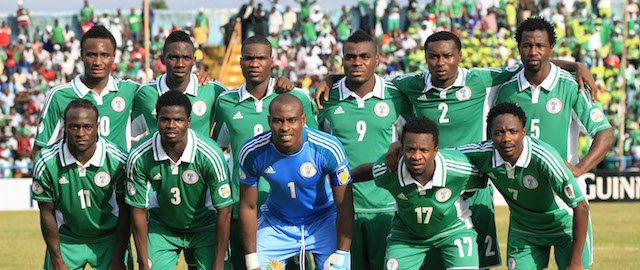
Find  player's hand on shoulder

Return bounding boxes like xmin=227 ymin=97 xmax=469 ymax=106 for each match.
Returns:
xmin=385 ymin=141 xmax=402 ymax=174
xmin=195 ymin=70 xmax=215 ymax=86
xmin=315 ymin=80 xmax=331 ymax=109
xmin=574 ymin=62 xmax=598 ymax=101
xmin=324 ymin=250 xmax=350 ymax=270
xmin=273 ymin=76 xmax=295 ymax=93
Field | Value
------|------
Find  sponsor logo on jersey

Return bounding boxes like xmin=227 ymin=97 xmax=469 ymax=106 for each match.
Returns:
xmin=522 ymin=175 xmax=539 ymax=190
xmin=564 ymin=184 xmax=576 ymax=198
xmin=153 ymin=173 xmax=162 ymax=180
xmin=506 ymin=65 xmax=520 ymax=72
xmin=266 ymin=259 xmax=284 ymax=270
xmin=590 ymin=108 xmax=604 ymax=122
xmin=233 ymin=111 xmax=244 ymax=119
xmin=374 ymin=101 xmax=391 ymax=118
xmin=417 ymin=94 xmax=428 ymax=101
xmin=546 ymin=97 xmax=563 ymax=114
xmin=94 ymin=171 xmax=111 ymax=187
xmin=32 ymin=182 xmax=44 ymax=195
xmin=334 ymin=106 xmax=345 ymax=114
xmin=239 ymin=169 xmax=247 ymax=180
xmin=111 ymin=96 xmax=126 ymax=113
xmin=435 ymin=188 xmax=452 ymax=202
xmin=397 ymin=193 xmax=408 ymax=200
xmin=58 ymin=176 xmax=69 ymax=184
xmin=336 ymin=165 xmax=351 ymax=185
xmin=126 ymin=182 xmax=137 ymax=196
xmin=300 ymin=162 xmax=317 ymax=178
xmin=182 ymin=170 xmax=199 ymax=184
xmin=218 ymin=183 xmax=231 ymax=199
xmin=264 ymin=166 xmax=276 ymax=174
xmin=192 ymin=100 xmax=207 ymax=117
xmin=455 ymin=86 xmax=472 ymax=101
xmin=507 ymin=257 xmax=517 ymax=270
xmin=386 ymin=258 xmax=399 ymax=270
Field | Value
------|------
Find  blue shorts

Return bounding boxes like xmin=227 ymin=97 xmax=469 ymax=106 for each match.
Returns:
xmin=257 ymin=204 xmax=338 ymax=269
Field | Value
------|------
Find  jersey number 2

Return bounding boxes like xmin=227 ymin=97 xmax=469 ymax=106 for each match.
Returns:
xmin=438 ymin=103 xmax=450 ymax=123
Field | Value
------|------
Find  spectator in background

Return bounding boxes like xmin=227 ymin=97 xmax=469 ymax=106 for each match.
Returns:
xmin=196 ymin=7 xmax=210 ymax=37
xmin=282 ymin=6 xmax=297 ymax=34
xmin=358 ymin=0 xmax=371 ymax=33
xmin=296 ymin=0 xmax=317 ymax=20
xmin=238 ymin=0 xmax=255 ymax=40
xmin=0 ymin=22 xmax=10 ymax=48
xmin=63 ymin=25 xmax=75 ymax=43
xmin=269 ymin=6 xmax=283 ymax=35
xmin=193 ymin=20 xmax=209 ymax=47
xmin=387 ymin=0 xmax=401 ymax=32
xmin=52 ymin=20 xmax=64 ymax=45
xmin=221 ymin=18 xmax=235 ymax=47
xmin=16 ymin=0 xmax=31 ymax=41
xmin=127 ymin=8 xmax=142 ymax=42
xmin=80 ymin=18 xmax=95 ymax=34
xmin=78 ymin=0 xmax=94 ymax=26
xmin=254 ymin=3 xmax=267 ymax=37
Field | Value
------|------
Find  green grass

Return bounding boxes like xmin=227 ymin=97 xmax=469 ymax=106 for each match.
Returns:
xmin=1 ymin=202 xmax=639 ymax=269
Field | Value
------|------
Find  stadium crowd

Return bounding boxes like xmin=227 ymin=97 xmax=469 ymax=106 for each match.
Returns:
xmin=0 ymin=0 xmax=638 ymax=178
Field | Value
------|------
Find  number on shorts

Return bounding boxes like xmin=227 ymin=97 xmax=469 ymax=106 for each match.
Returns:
xmin=414 ymin=207 xmax=433 ymax=224
xmin=170 ymin=187 xmax=181 ymax=205
xmin=438 ymin=103 xmax=450 ymax=123
xmin=484 ymin=235 xmax=496 ymax=256
xmin=454 ymin=236 xmax=473 ymax=257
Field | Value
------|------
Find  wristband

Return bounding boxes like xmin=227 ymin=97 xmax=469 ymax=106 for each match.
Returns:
xmin=245 ymin=253 xmax=259 ymax=269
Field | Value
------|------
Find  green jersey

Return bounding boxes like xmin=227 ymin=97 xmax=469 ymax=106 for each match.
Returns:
xmin=212 ymin=78 xmax=318 ymax=208
xmin=372 ymin=150 xmax=485 ymax=239
xmin=128 ymin=14 xmax=142 ymax=33
xmin=31 ymin=138 xmax=128 ymax=242
xmin=36 ymin=75 xmax=139 ymax=150
xmin=390 ymin=66 xmax=521 ymax=148
xmin=496 ymin=63 xmax=612 ymax=164
xmin=132 ymin=73 xmax=228 ymax=137
xmin=125 ymin=129 xmax=233 ymax=231
xmin=318 ymin=75 xmax=414 ymax=213
xmin=457 ymin=137 xmax=585 ymax=236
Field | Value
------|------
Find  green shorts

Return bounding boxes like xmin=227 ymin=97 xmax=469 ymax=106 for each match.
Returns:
xmin=384 ymin=225 xmax=479 ymax=270
xmin=43 ymin=235 xmax=133 ymax=270
xmin=351 ymin=212 xmax=394 ymax=270
xmin=148 ymin=219 xmax=230 ymax=270
xmin=467 ymin=185 xmax=501 ymax=269
xmin=506 ymin=229 xmax=591 ymax=270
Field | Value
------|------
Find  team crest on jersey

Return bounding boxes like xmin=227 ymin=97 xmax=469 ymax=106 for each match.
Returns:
xmin=386 ymin=258 xmax=399 ymax=270
xmin=94 ymin=171 xmax=111 ymax=187
xmin=126 ymin=182 xmax=137 ymax=195
xmin=455 ymin=86 xmax=472 ymax=101
xmin=590 ymin=108 xmax=604 ymax=122
xmin=239 ymin=169 xmax=247 ymax=180
xmin=507 ymin=257 xmax=517 ymax=270
xmin=111 ymin=97 xmax=126 ymax=112
xmin=374 ymin=101 xmax=391 ymax=118
xmin=522 ymin=175 xmax=539 ymax=190
xmin=564 ymin=184 xmax=576 ymax=198
xmin=546 ymin=97 xmax=563 ymax=114
xmin=300 ymin=162 xmax=317 ymax=178
xmin=506 ymin=65 xmax=520 ymax=72
xmin=218 ymin=184 xmax=231 ymax=199
xmin=192 ymin=100 xmax=207 ymax=117
xmin=182 ymin=170 xmax=199 ymax=184
xmin=435 ymin=188 xmax=452 ymax=202
xmin=266 ymin=259 xmax=284 ymax=270
xmin=337 ymin=165 xmax=351 ymax=185
xmin=32 ymin=182 xmax=44 ymax=195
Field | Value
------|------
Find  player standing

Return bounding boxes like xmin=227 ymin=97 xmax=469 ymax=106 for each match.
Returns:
xmin=32 ymin=99 xmax=131 ymax=270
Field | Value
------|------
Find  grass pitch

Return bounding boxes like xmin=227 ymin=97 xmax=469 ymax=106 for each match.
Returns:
xmin=1 ymin=202 xmax=638 ymax=269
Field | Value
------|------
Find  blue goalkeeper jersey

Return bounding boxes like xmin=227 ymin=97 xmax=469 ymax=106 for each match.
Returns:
xmin=238 ymin=127 xmax=352 ymax=225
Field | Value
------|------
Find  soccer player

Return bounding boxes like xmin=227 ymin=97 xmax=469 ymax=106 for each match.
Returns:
xmin=457 ymin=102 xmax=589 ymax=270
xmin=238 ymin=93 xmax=353 ymax=270
xmin=32 ymin=99 xmax=131 ymax=270
xmin=212 ymin=35 xmax=318 ymax=269
xmin=317 ymin=29 xmax=414 ymax=269
xmin=351 ymin=116 xmax=486 ymax=270
xmin=126 ymin=90 xmax=233 ymax=270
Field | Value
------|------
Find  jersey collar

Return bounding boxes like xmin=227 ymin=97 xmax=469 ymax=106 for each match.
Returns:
xmin=337 ymin=74 xmax=385 ymax=101
xmin=59 ymin=137 xmax=106 ymax=168
xmin=152 ymin=129 xmax=197 ymax=163
xmin=71 ymin=74 xmax=119 ymax=98
xmin=492 ymin=136 xmax=532 ymax=168
xmin=397 ymin=152 xmax=446 ymax=192
xmin=239 ymin=77 xmax=275 ymax=102
xmin=157 ymin=73 xmax=198 ymax=96
xmin=516 ymin=63 xmax=560 ymax=92
xmin=423 ymin=67 xmax=467 ymax=94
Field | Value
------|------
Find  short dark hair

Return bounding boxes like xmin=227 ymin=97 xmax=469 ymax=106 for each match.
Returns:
xmin=424 ymin=31 xmax=462 ymax=52
xmin=163 ymin=30 xmax=195 ymax=57
xmin=401 ymin=116 xmax=439 ymax=147
xmin=345 ymin=29 xmax=378 ymax=54
xmin=242 ymin=35 xmax=272 ymax=56
xmin=156 ymin=90 xmax=192 ymax=118
xmin=64 ymin=98 xmax=99 ymax=122
xmin=487 ymin=102 xmax=527 ymax=131
xmin=81 ymin=25 xmax=116 ymax=53
xmin=515 ymin=16 xmax=557 ymax=47
xmin=269 ymin=93 xmax=303 ymax=116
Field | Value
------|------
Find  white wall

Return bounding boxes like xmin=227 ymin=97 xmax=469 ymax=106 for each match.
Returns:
xmin=0 ymin=179 xmax=39 ymax=211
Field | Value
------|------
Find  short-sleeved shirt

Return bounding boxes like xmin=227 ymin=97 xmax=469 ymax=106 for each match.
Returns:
xmin=132 ymin=73 xmax=228 ymax=137
xmin=125 ymin=129 xmax=233 ymax=231
xmin=238 ymin=127 xmax=351 ymax=225
xmin=128 ymin=14 xmax=142 ymax=33
xmin=457 ymin=137 xmax=585 ymax=236
xmin=372 ymin=150 xmax=485 ymax=239
xmin=390 ymin=66 xmax=521 ymax=148
xmin=496 ymin=63 xmax=612 ymax=164
xmin=31 ymin=138 xmax=128 ymax=243
xmin=36 ymin=75 xmax=139 ymax=150
xmin=212 ymin=78 xmax=318 ymax=206
xmin=318 ymin=75 xmax=414 ymax=213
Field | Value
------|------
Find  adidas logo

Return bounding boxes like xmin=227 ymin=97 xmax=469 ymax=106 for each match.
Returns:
xmin=233 ymin=111 xmax=243 ymax=119
xmin=151 ymin=109 xmax=157 ymax=115
xmin=264 ymin=166 xmax=276 ymax=174
xmin=59 ymin=177 xmax=69 ymax=184
xmin=334 ymin=106 xmax=345 ymax=114
xmin=397 ymin=193 xmax=408 ymax=200
xmin=418 ymin=94 xmax=428 ymax=101
xmin=153 ymin=173 xmax=162 ymax=180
